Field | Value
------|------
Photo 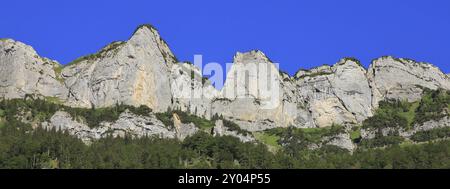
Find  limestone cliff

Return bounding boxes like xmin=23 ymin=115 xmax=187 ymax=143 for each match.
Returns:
xmin=293 ymin=58 xmax=373 ymax=128
xmin=62 ymin=25 xmax=174 ymax=112
xmin=211 ymin=50 xmax=293 ymax=131
xmin=368 ymin=56 xmax=450 ymax=107
xmin=1 ymin=25 xmax=450 ymax=145
xmin=0 ymin=39 xmax=67 ymax=100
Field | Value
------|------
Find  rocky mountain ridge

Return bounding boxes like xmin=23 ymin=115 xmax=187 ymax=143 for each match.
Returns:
xmin=1 ymin=25 xmax=450 ymax=151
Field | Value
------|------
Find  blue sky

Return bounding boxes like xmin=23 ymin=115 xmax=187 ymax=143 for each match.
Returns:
xmin=1 ymin=0 xmax=449 ymax=75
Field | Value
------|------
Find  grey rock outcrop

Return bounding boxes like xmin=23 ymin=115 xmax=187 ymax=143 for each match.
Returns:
xmin=62 ymin=25 xmax=174 ymax=112
xmin=62 ymin=25 xmax=219 ymax=118
xmin=322 ymin=132 xmax=355 ymax=152
xmin=368 ymin=56 xmax=450 ymax=107
xmin=292 ymin=58 xmax=373 ymax=127
xmin=288 ymin=127 xmax=354 ymax=152
xmin=2 ymin=25 xmax=450 ymax=141
xmin=361 ymin=116 xmax=450 ymax=140
xmin=173 ymin=113 xmax=199 ymax=140
xmin=402 ymin=117 xmax=450 ymax=138
xmin=0 ymin=39 xmax=67 ymax=99
xmin=42 ymin=110 xmax=175 ymax=144
xmin=170 ymin=62 xmax=219 ymax=118
xmin=211 ymin=50 xmax=298 ymax=131
xmin=42 ymin=111 xmax=95 ymax=144
xmin=213 ymin=120 xmax=255 ymax=143
xmin=294 ymin=59 xmax=374 ymax=128
xmin=329 ymin=59 xmax=373 ymax=122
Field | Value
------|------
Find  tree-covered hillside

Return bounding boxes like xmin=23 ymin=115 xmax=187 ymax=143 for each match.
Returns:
xmin=0 ymin=89 xmax=450 ymax=169
xmin=1 ymin=121 xmax=450 ymax=169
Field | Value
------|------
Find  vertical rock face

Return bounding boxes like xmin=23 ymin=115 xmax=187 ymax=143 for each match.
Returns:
xmin=293 ymin=59 xmax=373 ymax=127
xmin=211 ymin=50 xmax=294 ymax=131
xmin=170 ymin=62 xmax=219 ymax=118
xmin=0 ymin=39 xmax=67 ymax=99
xmin=295 ymin=65 xmax=343 ymax=128
xmin=368 ymin=56 xmax=450 ymax=106
xmin=62 ymin=25 xmax=174 ymax=112
xmin=2 ymin=25 xmax=450 ymax=135
xmin=328 ymin=59 xmax=374 ymax=122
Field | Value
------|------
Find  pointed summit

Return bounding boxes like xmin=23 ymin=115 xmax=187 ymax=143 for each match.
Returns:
xmin=233 ymin=50 xmax=272 ymax=65
xmin=62 ymin=24 xmax=176 ymax=111
xmin=0 ymin=38 xmax=67 ymax=99
xmin=337 ymin=57 xmax=363 ymax=68
xmin=130 ymin=24 xmax=159 ymax=43
xmin=0 ymin=38 xmax=39 ymax=56
xmin=230 ymin=50 xmax=281 ymax=78
xmin=132 ymin=24 xmax=158 ymax=34
xmin=129 ymin=24 xmax=177 ymax=65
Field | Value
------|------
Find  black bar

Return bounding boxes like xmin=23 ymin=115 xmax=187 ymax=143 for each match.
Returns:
xmin=0 ymin=169 xmax=448 ymax=187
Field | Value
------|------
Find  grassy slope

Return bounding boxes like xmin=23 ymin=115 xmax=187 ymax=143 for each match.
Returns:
xmin=398 ymin=101 xmax=420 ymax=129
xmin=254 ymin=132 xmax=281 ymax=150
xmin=350 ymin=127 xmax=361 ymax=141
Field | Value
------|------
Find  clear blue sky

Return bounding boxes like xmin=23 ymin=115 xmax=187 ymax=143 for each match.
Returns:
xmin=1 ymin=0 xmax=449 ymax=74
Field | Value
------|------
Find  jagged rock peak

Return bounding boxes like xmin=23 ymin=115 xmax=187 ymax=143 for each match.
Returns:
xmin=0 ymin=38 xmax=67 ymax=99
xmin=65 ymin=24 xmax=176 ymax=67
xmin=0 ymin=38 xmax=63 ymax=69
xmin=1 ymin=39 xmax=63 ymax=71
xmin=1 ymin=38 xmax=43 ymax=59
xmin=132 ymin=24 xmax=159 ymax=34
xmin=294 ymin=64 xmax=333 ymax=79
xmin=294 ymin=58 xmax=364 ymax=80
xmin=233 ymin=50 xmax=272 ymax=64
xmin=370 ymin=55 xmax=449 ymax=83
xmin=331 ymin=58 xmax=368 ymax=75
xmin=130 ymin=24 xmax=177 ymax=65
xmin=230 ymin=50 xmax=282 ymax=80
xmin=61 ymin=24 xmax=176 ymax=111
xmin=370 ymin=56 xmax=447 ymax=74
xmin=336 ymin=57 xmax=364 ymax=67
xmin=368 ymin=55 xmax=450 ymax=103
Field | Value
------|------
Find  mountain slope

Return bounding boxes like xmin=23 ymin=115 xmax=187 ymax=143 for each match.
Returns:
xmin=1 ymin=25 xmax=450 ymax=152
xmin=62 ymin=25 xmax=175 ymax=111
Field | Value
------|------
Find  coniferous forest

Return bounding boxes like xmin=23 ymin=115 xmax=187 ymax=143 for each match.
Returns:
xmin=1 ymin=90 xmax=450 ymax=169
